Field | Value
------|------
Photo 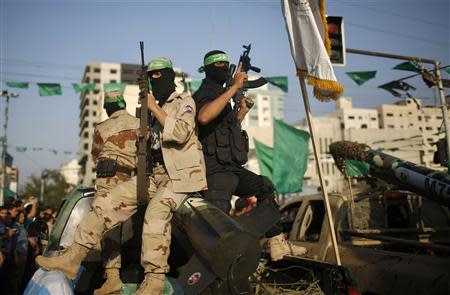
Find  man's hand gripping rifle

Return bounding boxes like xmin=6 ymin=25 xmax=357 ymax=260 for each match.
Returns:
xmin=226 ymin=44 xmax=267 ymax=113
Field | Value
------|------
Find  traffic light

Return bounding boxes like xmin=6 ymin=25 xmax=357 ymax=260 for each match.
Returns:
xmin=326 ymin=16 xmax=346 ymax=66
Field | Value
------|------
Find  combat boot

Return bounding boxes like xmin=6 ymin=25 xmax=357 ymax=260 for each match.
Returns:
xmin=269 ymin=233 xmax=307 ymax=261
xmin=93 ymin=268 xmax=122 ymax=295
xmin=135 ymin=273 xmax=165 ymax=295
xmin=36 ymin=242 xmax=89 ymax=280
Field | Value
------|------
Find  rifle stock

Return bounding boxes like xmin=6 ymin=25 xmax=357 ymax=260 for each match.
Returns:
xmin=137 ymin=41 xmax=149 ymax=204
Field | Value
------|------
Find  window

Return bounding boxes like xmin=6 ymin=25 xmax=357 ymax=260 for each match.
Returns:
xmin=94 ymin=68 xmax=100 ymax=73
xmin=110 ymin=80 xmax=117 ymax=83
xmin=84 ymin=77 xmax=90 ymax=83
xmin=419 ymin=127 xmax=423 ymax=131
xmin=361 ymin=124 xmax=368 ymax=129
xmin=371 ymin=117 xmax=376 ymax=121
xmin=418 ymin=116 xmax=422 ymax=121
xmin=263 ymin=107 xmax=269 ymax=112
xmin=348 ymin=115 xmax=355 ymax=119
xmin=94 ymin=89 xmax=100 ymax=94
xmin=358 ymin=116 xmax=362 ymax=120
xmin=399 ymin=114 xmax=403 ymax=117
xmin=83 ymin=132 xmax=89 ymax=138
xmin=426 ymin=126 xmax=433 ymax=131
xmin=427 ymin=138 xmax=434 ymax=142
xmin=86 ymin=66 xmax=91 ymax=72
xmin=93 ymin=78 xmax=100 ymax=83
xmin=297 ymin=201 xmax=325 ymax=242
xmin=409 ymin=123 xmax=414 ymax=127
xmin=386 ymin=113 xmax=394 ymax=117
xmin=408 ymin=112 xmax=412 ymax=115
xmin=387 ymin=124 xmax=395 ymax=128
xmin=436 ymin=116 xmax=442 ymax=120
xmin=93 ymin=100 xmax=98 ymax=105
xmin=93 ymin=111 xmax=97 ymax=116
xmin=84 ymin=143 xmax=89 ymax=150
xmin=262 ymin=97 xmax=268 ymax=101
xmin=250 ymin=115 xmax=258 ymax=120
xmin=110 ymin=69 xmax=117 ymax=74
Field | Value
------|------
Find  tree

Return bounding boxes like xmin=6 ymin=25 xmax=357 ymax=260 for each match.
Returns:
xmin=20 ymin=169 xmax=70 ymax=209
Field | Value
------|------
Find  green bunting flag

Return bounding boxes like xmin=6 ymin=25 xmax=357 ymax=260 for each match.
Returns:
xmin=6 ymin=82 xmax=29 ymax=89
xmin=345 ymin=160 xmax=370 ymax=177
xmin=393 ymin=61 xmax=422 ymax=73
xmin=345 ymin=71 xmax=377 ymax=86
xmin=32 ymin=147 xmax=44 ymax=151
xmin=444 ymin=67 xmax=450 ymax=74
xmin=16 ymin=146 xmax=27 ymax=153
xmin=104 ymin=83 xmax=126 ymax=93
xmin=72 ymin=83 xmax=96 ymax=93
xmin=273 ymin=119 xmax=310 ymax=194
xmin=49 ymin=149 xmax=58 ymax=155
xmin=189 ymin=80 xmax=202 ymax=93
xmin=63 ymin=150 xmax=72 ymax=155
xmin=38 ymin=83 xmax=62 ymax=96
xmin=254 ymin=139 xmax=274 ymax=179
xmin=266 ymin=76 xmax=288 ymax=92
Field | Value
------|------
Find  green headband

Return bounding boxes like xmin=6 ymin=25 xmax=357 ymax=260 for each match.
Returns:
xmin=104 ymin=83 xmax=126 ymax=105
xmin=198 ymin=53 xmax=229 ymax=73
xmin=147 ymin=58 xmax=173 ymax=72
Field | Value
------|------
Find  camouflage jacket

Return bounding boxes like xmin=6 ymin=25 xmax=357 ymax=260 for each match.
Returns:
xmin=92 ymin=110 xmax=140 ymax=170
xmin=160 ymin=91 xmax=207 ymax=193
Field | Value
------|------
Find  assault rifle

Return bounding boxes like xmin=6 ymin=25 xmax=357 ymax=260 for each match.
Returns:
xmin=226 ymin=44 xmax=267 ymax=112
xmin=136 ymin=41 xmax=150 ymax=204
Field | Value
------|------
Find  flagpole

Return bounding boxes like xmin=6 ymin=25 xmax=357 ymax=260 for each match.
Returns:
xmin=298 ymin=77 xmax=342 ymax=266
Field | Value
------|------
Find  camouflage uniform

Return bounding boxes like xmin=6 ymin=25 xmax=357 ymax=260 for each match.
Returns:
xmin=76 ymin=91 xmax=206 ymax=274
xmin=75 ymin=109 xmax=139 ymax=270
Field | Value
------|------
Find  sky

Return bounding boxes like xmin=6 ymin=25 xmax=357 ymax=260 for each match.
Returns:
xmin=1 ymin=0 xmax=449 ymax=190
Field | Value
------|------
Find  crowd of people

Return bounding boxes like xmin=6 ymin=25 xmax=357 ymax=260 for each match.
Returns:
xmin=0 ymin=196 xmax=57 ymax=294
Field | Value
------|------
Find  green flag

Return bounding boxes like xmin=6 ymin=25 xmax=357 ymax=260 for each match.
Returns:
xmin=6 ymin=82 xmax=29 ymax=89
xmin=16 ymin=146 xmax=27 ymax=152
xmin=345 ymin=160 xmax=370 ymax=177
xmin=444 ymin=67 xmax=450 ymax=74
xmin=345 ymin=71 xmax=377 ymax=86
xmin=393 ymin=61 xmax=421 ymax=73
xmin=49 ymin=149 xmax=58 ymax=155
xmin=32 ymin=147 xmax=44 ymax=151
xmin=189 ymin=80 xmax=202 ymax=93
xmin=38 ymin=83 xmax=62 ymax=96
xmin=254 ymin=139 xmax=273 ymax=179
xmin=104 ymin=83 xmax=126 ymax=94
xmin=72 ymin=83 xmax=96 ymax=93
xmin=273 ymin=119 xmax=310 ymax=194
xmin=266 ymin=76 xmax=288 ymax=92
xmin=63 ymin=150 xmax=72 ymax=155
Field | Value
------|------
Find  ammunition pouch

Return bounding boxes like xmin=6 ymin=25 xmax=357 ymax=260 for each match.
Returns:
xmin=96 ymin=159 xmax=135 ymax=178
xmin=203 ymin=111 xmax=249 ymax=165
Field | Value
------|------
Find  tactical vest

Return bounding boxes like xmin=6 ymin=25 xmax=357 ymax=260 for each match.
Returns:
xmin=203 ymin=110 xmax=249 ymax=165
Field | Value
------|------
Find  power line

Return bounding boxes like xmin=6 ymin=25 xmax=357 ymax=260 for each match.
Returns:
xmin=0 ymin=58 xmax=84 ymax=71
xmin=334 ymin=0 xmax=448 ymax=28
xmin=345 ymin=22 xmax=448 ymax=48
xmin=1 ymin=71 xmax=81 ymax=81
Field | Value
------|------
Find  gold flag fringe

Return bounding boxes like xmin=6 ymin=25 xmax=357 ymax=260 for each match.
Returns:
xmin=297 ymin=69 xmax=344 ymax=102
xmin=320 ymin=0 xmax=331 ymax=55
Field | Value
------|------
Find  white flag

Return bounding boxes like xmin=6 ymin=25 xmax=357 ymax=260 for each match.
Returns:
xmin=281 ymin=0 xmax=343 ymax=101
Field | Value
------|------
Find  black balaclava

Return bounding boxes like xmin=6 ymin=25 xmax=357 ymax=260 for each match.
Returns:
xmin=150 ymin=68 xmax=176 ymax=105
xmin=204 ymin=50 xmax=229 ymax=85
xmin=104 ymin=102 xmax=124 ymax=117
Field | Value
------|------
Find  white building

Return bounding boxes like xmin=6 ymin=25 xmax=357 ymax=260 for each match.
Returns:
xmin=60 ymin=159 xmax=81 ymax=186
xmin=78 ymin=62 xmax=186 ymax=186
xmin=242 ymin=79 xmax=285 ymax=127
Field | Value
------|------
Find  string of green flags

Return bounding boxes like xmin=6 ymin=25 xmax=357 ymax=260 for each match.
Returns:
xmin=13 ymin=145 xmax=80 ymax=156
xmin=3 ymin=81 xmax=128 ymax=97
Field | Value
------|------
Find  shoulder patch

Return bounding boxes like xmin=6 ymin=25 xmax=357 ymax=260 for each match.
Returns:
xmin=181 ymin=104 xmax=194 ymax=113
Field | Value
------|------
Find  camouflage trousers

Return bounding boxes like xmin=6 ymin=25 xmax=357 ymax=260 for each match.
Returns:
xmin=74 ymin=165 xmax=187 ymax=274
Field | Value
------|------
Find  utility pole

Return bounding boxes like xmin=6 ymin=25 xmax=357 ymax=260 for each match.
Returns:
xmin=347 ymin=48 xmax=450 ymax=172
xmin=0 ymin=90 xmax=19 ymax=205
